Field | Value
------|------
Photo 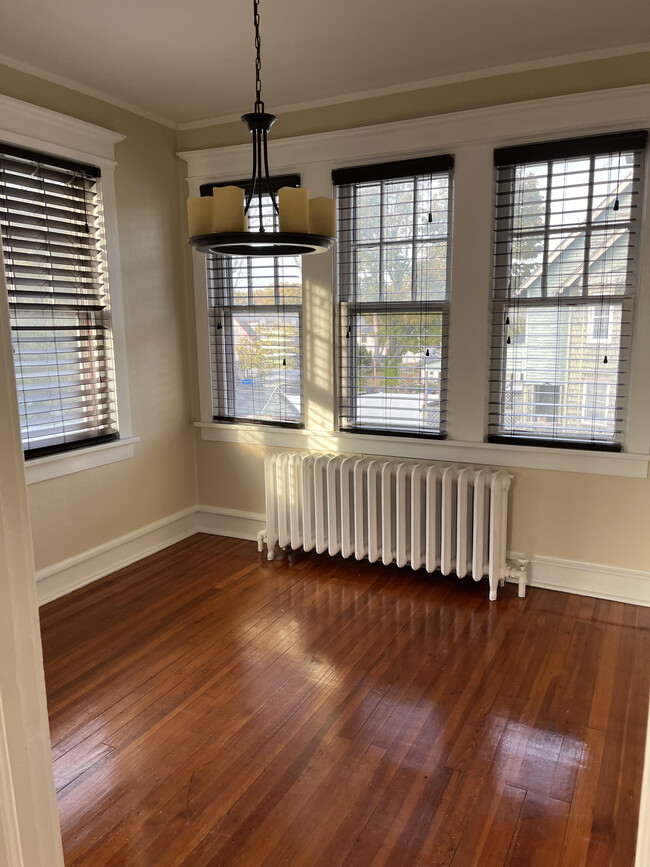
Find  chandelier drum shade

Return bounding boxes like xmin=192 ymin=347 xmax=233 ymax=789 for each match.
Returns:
xmin=187 ymin=0 xmax=335 ymax=257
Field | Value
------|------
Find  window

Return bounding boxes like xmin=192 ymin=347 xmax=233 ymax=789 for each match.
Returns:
xmin=333 ymin=155 xmax=453 ymax=437
xmin=0 ymin=143 xmax=118 ymax=458
xmin=582 ymin=381 xmax=614 ymax=427
xmin=587 ymin=306 xmax=612 ymax=343
xmin=489 ymin=130 xmax=647 ymax=450
xmin=204 ymin=175 xmax=303 ymax=426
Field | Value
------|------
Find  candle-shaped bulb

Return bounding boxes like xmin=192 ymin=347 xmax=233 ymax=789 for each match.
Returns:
xmin=187 ymin=196 xmax=214 ymax=237
xmin=213 ymin=186 xmax=246 ymax=233
xmin=278 ymin=187 xmax=310 ymax=233
xmin=308 ymin=197 xmax=336 ymax=237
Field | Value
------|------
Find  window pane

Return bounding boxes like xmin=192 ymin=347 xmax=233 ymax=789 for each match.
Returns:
xmin=336 ymin=160 xmax=452 ymax=437
xmin=207 ymin=188 xmax=303 ymax=425
xmin=225 ymin=310 xmax=301 ymax=424
xmin=351 ymin=311 xmax=445 ymax=434
xmin=0 ymin=147 xmax=117 ymax=456
xmin=490 ymin=136 xmax=644 ymax=448
xmin=496 ymin=303 xmax=624 ymax=444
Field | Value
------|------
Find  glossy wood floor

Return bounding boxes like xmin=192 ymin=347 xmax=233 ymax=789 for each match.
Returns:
xmin=40 ymin=533 xmax=649 ymax=867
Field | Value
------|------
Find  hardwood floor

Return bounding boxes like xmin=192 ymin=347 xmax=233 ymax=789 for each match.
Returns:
xmin=40 ymin=533 xmax=649 ymax=866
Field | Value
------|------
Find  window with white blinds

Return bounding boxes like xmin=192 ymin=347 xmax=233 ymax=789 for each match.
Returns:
xmin=0 ymin=144 xmax=118 ymax=458
xmin=489 ymin=131 xmax=647 ymax=451
xmin=203 ymin=175 xmax=303 ymax=427
xmin=333 ymin=155 xmax=453 ymax=438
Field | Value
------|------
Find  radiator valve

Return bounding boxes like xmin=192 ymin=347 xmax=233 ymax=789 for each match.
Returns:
xmin=505 ymin=558 xmax=529 ymax=598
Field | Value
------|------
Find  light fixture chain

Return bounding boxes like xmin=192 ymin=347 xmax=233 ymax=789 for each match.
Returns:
xmin=253 ymin=0 xmax=264 ymax=112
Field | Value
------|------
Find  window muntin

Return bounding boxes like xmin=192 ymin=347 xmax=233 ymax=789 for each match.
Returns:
xmin=489 ymin=132 xmax=646 ymax=450
xmin=206 ymin=184 xmax=303 ymax=426
xmin=334 ymin=158 xmax=453 ymax=437
xmin=0 ymin=144 xmax=118 ymax=457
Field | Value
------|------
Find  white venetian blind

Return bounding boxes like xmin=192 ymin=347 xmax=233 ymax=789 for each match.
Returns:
xmin=0 ymin=143 xmax=118 ymax=457
xmin=489 ymin=131 xmax=647 ymax=451
xmin=333 ymin=155 xmax=453 ymax=438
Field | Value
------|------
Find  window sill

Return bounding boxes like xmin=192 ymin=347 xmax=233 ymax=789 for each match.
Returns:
xmin=24 ymin=436 xmax=140 ymax=485
xmin=195 ymin=422 xmax=648 ymax=479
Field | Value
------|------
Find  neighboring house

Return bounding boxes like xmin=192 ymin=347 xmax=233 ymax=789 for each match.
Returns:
xmin=503 ymin=175 xmax=630 ymax=436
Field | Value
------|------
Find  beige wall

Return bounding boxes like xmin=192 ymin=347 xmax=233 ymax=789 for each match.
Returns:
xmin=2 ymin=53 xmax=649 ymax=578
xmin=0 ymin=63 xmax=197 ymax=570
xmin=188 ymin=56 xmax=650 ymax=575
xmin=195 ymin=441 xmax=650 ymax=572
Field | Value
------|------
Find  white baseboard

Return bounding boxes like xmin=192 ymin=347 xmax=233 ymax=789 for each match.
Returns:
xmin=196 ymin=505 xmax=266 ymax=541
xmin=507 ymin=550 xmax=650 ymax=607
xmin=36 ymin=505 xmax=650 ymax=609
xmin=36 ymin=507 xmax=198 ymax=605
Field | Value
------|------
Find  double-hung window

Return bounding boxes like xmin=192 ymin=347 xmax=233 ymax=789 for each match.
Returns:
xmin=204 ymin=175 xmax=303 ymax=427
xmin=0 ymin=144 xmax=118 ymax=457
xmin=333 ymin=155 xmax=453 ymax=437
xmin=489 ymin=131 xmax=647 ymax=450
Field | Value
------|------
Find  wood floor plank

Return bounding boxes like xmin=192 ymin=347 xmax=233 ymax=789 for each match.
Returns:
xmin=39 ymin=534 xmax=649 ymax=867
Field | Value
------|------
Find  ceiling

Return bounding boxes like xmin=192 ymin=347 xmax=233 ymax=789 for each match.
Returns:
xmin=1 ymin=0 xmax=649 ymax=127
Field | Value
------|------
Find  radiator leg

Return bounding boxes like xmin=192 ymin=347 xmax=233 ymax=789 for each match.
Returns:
xmin=257 ymin=529 xmax=267 ymax=553
xmin=267 ymin=544 xmax=275 ymax=561
xmin=499 ymin=578 xmax=505 ymax=587
xmin=489 ymin=588 xmax=497 ymax=602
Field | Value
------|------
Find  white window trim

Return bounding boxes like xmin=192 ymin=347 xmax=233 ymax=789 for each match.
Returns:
xmin=581 ymin=380 xmax=614 ymax=426
xmin=586 ymin=305 xmax=615 ymax=344
xmin=178 ymin=83 xmax=650 ymax=479
xmin=0 ymin=94 xmax=135 ymax=482
xmin=24 ymin=436 xmax=140 ymax=485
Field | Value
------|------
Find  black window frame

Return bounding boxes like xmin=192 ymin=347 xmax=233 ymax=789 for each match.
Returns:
xmin=488 ymin=130 xmax=647 ymax=452
xmin=333 ymin=154 xmax=454 ymax=439
xmin=0 ymin=142 xmax=118 ymax=459
xmin=202 ymin=175 xmax=305 ymax=428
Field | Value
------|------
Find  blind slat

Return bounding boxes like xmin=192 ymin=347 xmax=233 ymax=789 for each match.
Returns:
xmin=488 ymin=136 xmax=644 ymax=449
xmin=206 ymin=183 xmax=304 ymax=426
xmin=336 ymin=163 xmax=452 ymax=436
xmin=1 ymin=143 xmax=118 ymax=457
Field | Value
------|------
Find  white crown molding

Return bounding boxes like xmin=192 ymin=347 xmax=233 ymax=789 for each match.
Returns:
xmin=2 ymin=41 xmax=650 ymax=131
xmin=0 ymin=53 xmax=176 ymax=130
xmin=177 ymin=83 xmax=650 ymax=184
xmin=176 ymin=41 xmax=650 ymax=131
xmin=0 ymin=93 xmax=125 ymax=164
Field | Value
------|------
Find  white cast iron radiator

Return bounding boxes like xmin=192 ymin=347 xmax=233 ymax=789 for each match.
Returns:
xmin=258 ymin=452 xmax=527 ymax=601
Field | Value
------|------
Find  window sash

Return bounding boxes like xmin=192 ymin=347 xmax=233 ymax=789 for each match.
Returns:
xmin=206 ymin=182 xmax=304 ymax=428
xmin=335 ymin=162 xmax=453 ymax=437
xmin=488 ymin=136 xmax=645 ymax=450
xmin=0 ymin=144 xmax=118 ymax=458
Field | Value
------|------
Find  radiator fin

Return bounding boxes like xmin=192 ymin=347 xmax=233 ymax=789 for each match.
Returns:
xmin=263 ymin=451 xmax=513 ymax=601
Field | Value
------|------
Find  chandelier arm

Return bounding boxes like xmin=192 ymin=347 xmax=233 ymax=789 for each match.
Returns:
xmin=245 ymin=129 xmax=258 ymax=215
xmin=256 ymin=131 xmax=264 ymax=229
xmin=262 ymin=131 xmax=279 ymax=215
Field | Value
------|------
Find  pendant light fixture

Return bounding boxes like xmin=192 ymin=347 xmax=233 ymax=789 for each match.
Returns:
xmin=187 ymin=0 xmax=335 ymax=257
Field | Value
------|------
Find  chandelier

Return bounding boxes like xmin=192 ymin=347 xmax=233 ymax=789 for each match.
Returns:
xmin=187 ymin=0 xmax=335 ymax=257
